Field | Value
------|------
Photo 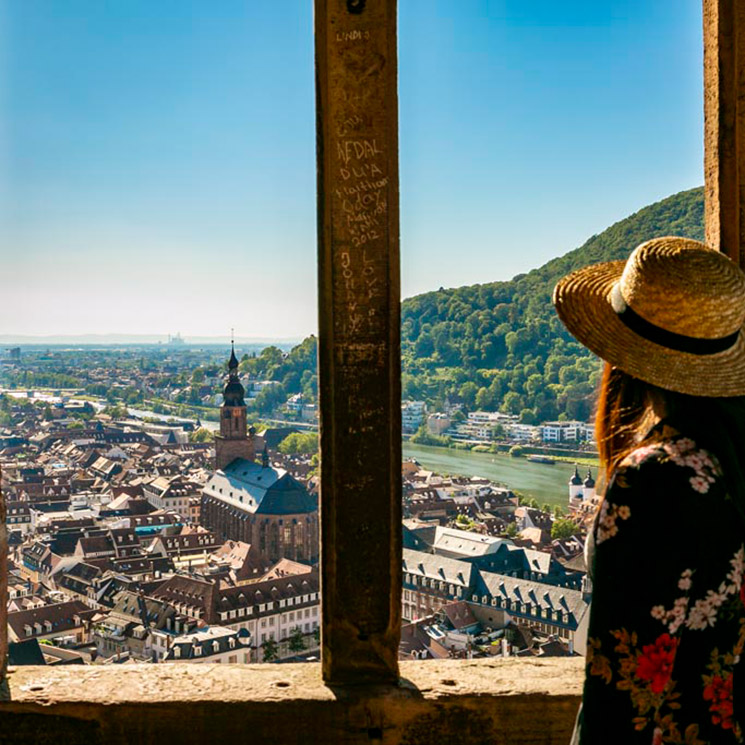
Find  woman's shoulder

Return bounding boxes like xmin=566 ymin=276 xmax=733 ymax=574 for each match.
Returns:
xmin=617 ymin=431 xmax=723 ymax=496
xmin=597 ymin=433 xmax=728 ymax=545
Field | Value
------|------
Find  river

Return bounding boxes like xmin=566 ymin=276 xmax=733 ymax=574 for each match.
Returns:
xmin=402 ymin=443 xmax=593 ymax=509
xmin=124 ymin=406 xmax=220 ymax=432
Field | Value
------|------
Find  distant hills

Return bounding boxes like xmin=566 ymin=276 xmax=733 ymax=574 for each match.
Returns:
xmin=400 ymin=187 xmax=704 ymax=423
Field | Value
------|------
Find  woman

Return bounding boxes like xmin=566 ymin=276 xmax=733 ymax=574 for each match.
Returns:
xmin=553 ymin=237 xmax=744 ymax=744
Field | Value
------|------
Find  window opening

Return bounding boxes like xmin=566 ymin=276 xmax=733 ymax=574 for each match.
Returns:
xmin=0 ymin=0 xmax=736 ymax=712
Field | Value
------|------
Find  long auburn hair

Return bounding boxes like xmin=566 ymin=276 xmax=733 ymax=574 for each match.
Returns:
xmin=595 ymin=363 xmax=745 ymax=521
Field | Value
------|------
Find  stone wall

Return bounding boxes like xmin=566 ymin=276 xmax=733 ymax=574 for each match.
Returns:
xmin=0 ymin=659 xmax=583 ymax=744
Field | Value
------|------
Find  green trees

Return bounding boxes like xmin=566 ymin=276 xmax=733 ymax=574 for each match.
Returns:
xmin=253 ymin=384 xmax=286 ymax=415
xmin=239 ymin=336 xmax=318 ymax=407
xmin=189 ymin=427 xmax=214 ymax=443
xmin=455 ymin=514 xmax=477 ymax=530
xmin=410 ymin=423 xmax=451 ymax=447
xmin=288 ymin=626 xmax=306 ymax=654
xmin=458 ymin=381 xmax=479 ymax=408
xmin=489 ymin=424 xmax=505 ymax=440
xmin=278 ymin=432 xmax=318 ymax=456
xmin=262 ymin=638 xmax=279 ymax=662
xmin=0 ymin=396 xmax=12 ymax=428
xmin=501 ymin=392 xmax=523 ymax=416
xmin=102 ymin=403 xmax=128 ymax=419
xmin=551 ymin=518 xmax=578 ymax=541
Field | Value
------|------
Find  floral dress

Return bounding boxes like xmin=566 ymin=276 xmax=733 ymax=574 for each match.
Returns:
xmin=576 ymin=432 xmax=744 ymax=744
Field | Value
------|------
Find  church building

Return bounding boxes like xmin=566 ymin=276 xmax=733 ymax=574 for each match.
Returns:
xmin=200 ymin=346 xmax=319 ymax=564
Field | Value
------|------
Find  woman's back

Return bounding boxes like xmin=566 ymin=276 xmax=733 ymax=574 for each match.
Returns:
xmin=579 ymin=428 xmax=744 ymax=743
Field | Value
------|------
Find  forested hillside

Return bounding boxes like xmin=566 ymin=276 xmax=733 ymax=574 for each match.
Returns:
xmin=400 ymin=187 xmax=704 ymax=423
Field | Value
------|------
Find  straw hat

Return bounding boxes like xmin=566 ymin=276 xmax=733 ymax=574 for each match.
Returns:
xmin=552 ymin=236 xmax=745 ymax=397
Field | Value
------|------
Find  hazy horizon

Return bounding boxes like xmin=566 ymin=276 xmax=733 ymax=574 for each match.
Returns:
xmin=0 ymin=333 xmax=303 ymax=345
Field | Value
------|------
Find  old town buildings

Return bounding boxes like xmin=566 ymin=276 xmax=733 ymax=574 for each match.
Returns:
xmin=3 ymin=347 xmax=591 ymax=667
xmin=2 ymin=349 xmax=322 ymax=665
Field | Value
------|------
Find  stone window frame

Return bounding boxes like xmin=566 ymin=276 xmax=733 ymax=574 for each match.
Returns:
xmin=0 ymin=2 xmax=742 ymax=742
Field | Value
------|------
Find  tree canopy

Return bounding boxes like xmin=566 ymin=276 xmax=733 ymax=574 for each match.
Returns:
xmin=278 ymin=432 xmax=318 ymax=456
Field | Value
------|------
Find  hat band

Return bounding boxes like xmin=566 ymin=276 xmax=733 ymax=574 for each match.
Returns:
xmin=611 ymin=285 xmax=740 ymax=355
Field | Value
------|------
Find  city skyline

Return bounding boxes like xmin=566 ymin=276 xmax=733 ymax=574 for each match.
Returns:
xmin=1 ymin=1 xmax=704 ymax=337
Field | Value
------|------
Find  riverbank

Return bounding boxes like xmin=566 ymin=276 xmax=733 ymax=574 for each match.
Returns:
xmin=403 ymin=442 xmax=582 ymax=509
xmin=406 ymin=435 xmax=597 ymax=462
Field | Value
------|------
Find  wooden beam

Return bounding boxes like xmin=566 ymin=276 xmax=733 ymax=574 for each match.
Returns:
xmin=704 ymin=0 xmax=745 ymax=266
xmin=315 ymin=0 xmax=402 ymax=684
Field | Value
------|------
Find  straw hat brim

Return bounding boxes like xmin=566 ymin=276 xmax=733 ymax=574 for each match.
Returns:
xmin=553 ymin=260 xmax=745 ymax=397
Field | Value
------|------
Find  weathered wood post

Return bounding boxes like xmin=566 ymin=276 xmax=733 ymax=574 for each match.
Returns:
xmin=704 ymin=0 xmax=745 ymax=266
xmin=315 ymin=0 xmax=402 ymax=684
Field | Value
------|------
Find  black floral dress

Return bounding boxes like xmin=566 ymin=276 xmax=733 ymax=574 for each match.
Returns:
xmin=576 ymin=432 xmax=744 ymax=744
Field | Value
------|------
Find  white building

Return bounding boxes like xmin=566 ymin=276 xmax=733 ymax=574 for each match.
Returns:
xmin=402 ymin=401 xmax=427 ymax=433
xmin=218 ymin=585 xmax=321 ymax=658
xmin=142 ymin=475 xmax=201 ymax=513
xmin=162 ymin=626 xmax=252 ymax=664
xmin=541 ymin=421 xmax=591 ymax=443
xmin=505 ymin=423 xmax=540 ymax=442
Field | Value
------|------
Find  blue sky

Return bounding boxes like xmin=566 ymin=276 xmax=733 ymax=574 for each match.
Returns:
xmin=0 ymin=1 xmax=704 ymax=339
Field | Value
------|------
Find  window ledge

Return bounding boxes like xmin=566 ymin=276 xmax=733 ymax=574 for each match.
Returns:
xmin=1 ymin=658 xmax=583 ymax=744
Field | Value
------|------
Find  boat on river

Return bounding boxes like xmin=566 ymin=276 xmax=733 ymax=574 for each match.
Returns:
xmin=526 ymin=454 xmax=556 ymax=465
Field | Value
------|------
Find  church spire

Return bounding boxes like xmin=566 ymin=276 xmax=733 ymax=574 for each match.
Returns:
xmin=570 ymin=465 xmax=583 ymax=486
xmin=222 ymin=335 xmax=245 ymax=407
xmin=228 ymin=328 xmax=239 ymax=375
xmin=229 ymin=344 xmax=239 ymax=374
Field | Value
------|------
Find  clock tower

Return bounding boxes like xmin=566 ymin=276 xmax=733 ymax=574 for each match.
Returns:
xmin=214 ymin=342 xmax=255 ymax=470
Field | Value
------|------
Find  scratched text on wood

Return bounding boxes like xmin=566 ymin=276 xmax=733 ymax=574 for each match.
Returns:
xmin=330 ymin=41 xmax=391 ymax=347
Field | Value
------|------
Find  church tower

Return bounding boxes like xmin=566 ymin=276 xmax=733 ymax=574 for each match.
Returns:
xmin=214 ymin=343 xmax=255 ymax=470
xmin=582 ymin=468 xmax=596 ymax=502
xmin=568 ymin=465 xmax=584 ymax=501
